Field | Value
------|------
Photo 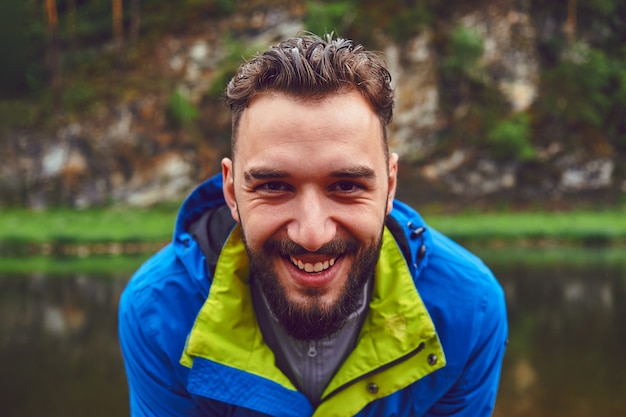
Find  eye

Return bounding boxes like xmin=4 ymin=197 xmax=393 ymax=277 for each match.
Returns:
xmin=330 ymin=181 xmax=364 ymax=193
xmin=256 ymin=181 xmax=291 ymax=193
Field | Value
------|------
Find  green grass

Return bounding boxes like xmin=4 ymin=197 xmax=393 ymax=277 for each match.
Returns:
xmin=1 ymin=207 xmax=626 ymax=251
xmin=0 ymin=254 xmax=150 ymax=276
xmin=471 ymin=246 xmax=626 ymax=268
xmin=0 ymin=206 xmax=177 ymax=244
xmin=1 ymin=207 xmax=626 ymax=275
xmin=426 ymin=210 xmax=626 ymax=245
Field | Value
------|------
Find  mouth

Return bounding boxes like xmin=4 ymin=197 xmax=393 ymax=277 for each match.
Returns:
xmin=289 ymin=255 xmax=337 ymax=273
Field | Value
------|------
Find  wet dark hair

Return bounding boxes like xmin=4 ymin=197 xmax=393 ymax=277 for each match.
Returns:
xmin=225 ymin=34 xmax=394 ymax=152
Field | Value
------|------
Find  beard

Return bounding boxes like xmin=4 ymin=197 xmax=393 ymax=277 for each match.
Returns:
xmin=243 ymin=231 xmax=383 ymax=341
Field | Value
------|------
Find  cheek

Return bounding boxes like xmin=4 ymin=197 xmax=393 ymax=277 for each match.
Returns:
xmin=239 ymin=211 xmax=285 ymax=250
xmin=337 ymin=210 xmax=386 ymax=242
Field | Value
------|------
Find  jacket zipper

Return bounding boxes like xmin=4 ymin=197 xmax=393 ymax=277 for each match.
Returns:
xmin=320 ymin=341 xmax=426 ymax=403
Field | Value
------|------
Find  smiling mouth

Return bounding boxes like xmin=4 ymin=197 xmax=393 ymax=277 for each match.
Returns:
xmin=289 ymin=256 xmax=337 ymax=273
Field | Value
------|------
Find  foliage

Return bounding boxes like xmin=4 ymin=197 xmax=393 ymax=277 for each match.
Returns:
xmin=441 ymin=25 xmax=485 ymax=81
xmin=186 ymin=0 xmax=235 ymax=14
xmin=0 ymin=0 xmax=46 ymax=94
xmin=206 ymin=36 xmax=260 ymax=98
xmin=303 ymin=1 xmax=356 ymax=36
xmin=537 ymin=43 xmax=626 ymax=150
xmin=438 ymin=24 xmax=512 ymax=154
xmin=0 ymin=100 xmax=40 ymax=128
xmin=442 ymin=86 xmax=510 ymax=151
xmin=166 ymin=90 xmax=199 ymax=127
xmin=303 ymin=0 xmax=449 ymax=45
xmin=61 ymin=79 xmax=97 ymax=112
xmin=382 ymin=3 xmax=438 ymax=43
xmin=486 ymin=113 xmax=535 ymax=161
xmin=541 ymin=44 xmax=612 ymax=126
xmin=0 ymin=0 xmax=237 ymax=96
xmin=530 ymin=0 xmax=626 ymax=51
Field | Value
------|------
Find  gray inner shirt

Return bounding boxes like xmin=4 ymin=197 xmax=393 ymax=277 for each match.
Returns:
xmin=251 ymin=277 xmax=372 ymax=406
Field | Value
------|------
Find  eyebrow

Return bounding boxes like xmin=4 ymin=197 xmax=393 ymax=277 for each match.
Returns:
xmin=330 ymin=166 xmax=377 ymax=179
xmin=243 ymin=166 xmax=377 ymax=183
xmin=244 ymin=168 xmax=290 ymax=183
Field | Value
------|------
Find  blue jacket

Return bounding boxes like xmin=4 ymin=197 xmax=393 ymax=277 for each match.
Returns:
xmin=119 ymin=174 xmax=508 ymax=416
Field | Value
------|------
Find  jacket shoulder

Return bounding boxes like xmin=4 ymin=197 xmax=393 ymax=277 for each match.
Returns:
xmin=119 ymin=244 xmax=209 ymax=368
xmin=424 ymin=227 xmax=503 ymax=305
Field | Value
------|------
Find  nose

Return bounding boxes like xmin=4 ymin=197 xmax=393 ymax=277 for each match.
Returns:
xmin=286 ymin=188 xmax=336 ymax=252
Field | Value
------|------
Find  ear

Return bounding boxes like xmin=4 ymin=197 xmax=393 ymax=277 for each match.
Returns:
xmin=386 ymin=153 xmax=399 ymax=215
xmin=221 ymin=157 xmax=240 ymax=223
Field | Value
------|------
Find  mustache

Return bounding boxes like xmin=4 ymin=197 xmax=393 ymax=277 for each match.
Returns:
xmin=264 ymin=237 xmax=360 ymax=257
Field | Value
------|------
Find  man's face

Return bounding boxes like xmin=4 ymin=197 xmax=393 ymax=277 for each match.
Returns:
xmin=222 ymin=91 xmax=398 ymax=340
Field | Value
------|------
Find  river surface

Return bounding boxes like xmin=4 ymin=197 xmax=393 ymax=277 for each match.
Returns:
xmin=1 ymin=247 xmax=625 ymax=416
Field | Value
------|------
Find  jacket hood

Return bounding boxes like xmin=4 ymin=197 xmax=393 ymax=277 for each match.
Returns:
xmin=174 ymin=173 xmax=227 ymax=239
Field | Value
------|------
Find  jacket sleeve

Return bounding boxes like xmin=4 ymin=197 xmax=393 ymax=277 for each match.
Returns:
xmin=426 ymin=280 xmax=508 ymax=416
xmin=118 ymin=281 xmax=200 ymax=417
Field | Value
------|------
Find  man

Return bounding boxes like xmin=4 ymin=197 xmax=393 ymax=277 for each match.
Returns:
xmin=119 ymin=34 xmax=507 ymax=417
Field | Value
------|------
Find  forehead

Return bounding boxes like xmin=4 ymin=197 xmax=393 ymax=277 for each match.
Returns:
xmin=234 ymin=92 xmax=386 ymax=161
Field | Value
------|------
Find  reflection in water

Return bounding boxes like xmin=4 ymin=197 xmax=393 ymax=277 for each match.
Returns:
xmin=1 ymin=249 xmax=625 ymax=416
xmin=485 ymin=249 xmax=626 ymax=417
xmin=0 ymin=273 xmax=129 ymax=417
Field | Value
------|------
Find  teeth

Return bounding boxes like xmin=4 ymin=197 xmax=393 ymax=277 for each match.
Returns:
xmin=290 ymin=256 xmax=336 ymax=273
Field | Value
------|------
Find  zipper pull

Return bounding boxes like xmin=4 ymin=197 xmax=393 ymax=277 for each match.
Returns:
xmin=308 ymin=341 xmax=317 ymax=357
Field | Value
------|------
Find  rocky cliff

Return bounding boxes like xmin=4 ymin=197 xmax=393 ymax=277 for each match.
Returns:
xmin=1 ymin=1 xmax=624 ymax=209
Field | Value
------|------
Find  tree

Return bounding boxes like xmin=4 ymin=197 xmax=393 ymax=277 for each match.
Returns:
xmin=67 ymin=0 xmax=77 ymax=42
xmin=45 ymin=0 xmax=61 ymax=88
xmin=129 ymin=0 xmax=140 ymax=43
xmin=565 ymin=0 xmax=577 ymax=42
xmin=112 ymin=0 xmax=123 ymax=49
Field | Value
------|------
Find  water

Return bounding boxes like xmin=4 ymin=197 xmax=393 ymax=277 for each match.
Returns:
xmin=1 ymin=248 xmax=625 ymax=416
xmin=486 ymin=247 xmax=626 ymax=417
xmin=0 ymin=272 xmax=129 ymax=417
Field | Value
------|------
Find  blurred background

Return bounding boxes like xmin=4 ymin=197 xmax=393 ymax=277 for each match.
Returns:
xmin=1 ymin=0 xmax=625 ymax=416
xmin=1 ymin=0 xmax=625 ymax=209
